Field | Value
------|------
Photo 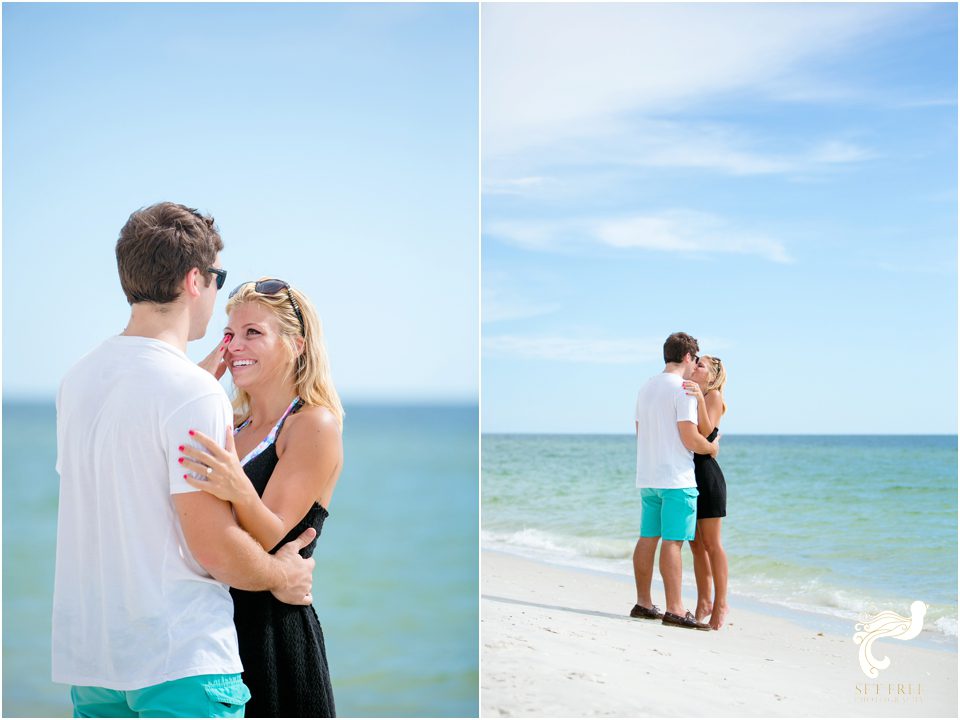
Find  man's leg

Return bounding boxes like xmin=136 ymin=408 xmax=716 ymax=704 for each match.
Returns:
xmin=633 ymin=536 xmax=660 ymax=608
xmin=689 ymin=526 xmax=713 ymax=622
xmin=634 ymin=489 xmax=662 ymax=608
xmin=71 ymin=686 xmax=137 ymax=718
xmin=698 ymin=517 xmax=729 ymax=630
xmin=659 ymin=487 xmax=699 ymax=617
xmin=659 ymin=540 xmax=685 ymax=616
xmin=128 ymin=674 xmax=250 ymax=718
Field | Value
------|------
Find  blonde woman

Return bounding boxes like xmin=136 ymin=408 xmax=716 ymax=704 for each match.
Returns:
xmin=683 ymin=356 xmax=729 ymax=632
xmin=184 ymin=278 xmax=343 ymax=717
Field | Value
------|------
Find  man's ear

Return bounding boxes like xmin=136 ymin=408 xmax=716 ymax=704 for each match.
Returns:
xmin=182 ymin=267 xmax=203 ymax=298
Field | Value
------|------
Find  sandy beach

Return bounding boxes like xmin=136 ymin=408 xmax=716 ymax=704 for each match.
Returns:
xmin=481 ymin=551 xmax=957 ymax=717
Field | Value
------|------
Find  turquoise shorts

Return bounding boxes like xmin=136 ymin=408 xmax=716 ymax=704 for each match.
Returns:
xmin=71 ymin=673 xmax=250 ymax=718
xmin=640 ymin=487 xmax=699 ymax=541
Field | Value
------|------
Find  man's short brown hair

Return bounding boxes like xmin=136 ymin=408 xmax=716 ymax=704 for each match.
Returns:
xmin=663 ymin=332 xmax=699 ymax=364
xmin=116 ymin=202 xmax=223 ymax=305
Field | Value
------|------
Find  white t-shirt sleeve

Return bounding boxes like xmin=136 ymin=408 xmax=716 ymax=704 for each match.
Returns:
xmin=674 ymin=387 xmax=699 ymax=425
xmin=55 ymin=384 xmax=63 ymax=475
xmin=163 ymin=393 xmax=232 ymax=495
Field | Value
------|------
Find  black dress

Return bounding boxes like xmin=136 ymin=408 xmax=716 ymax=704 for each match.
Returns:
xmin=693 ymin=427 xmax=727 ymax=519
xmin=230 ymin=405 xmax=336 ymax=718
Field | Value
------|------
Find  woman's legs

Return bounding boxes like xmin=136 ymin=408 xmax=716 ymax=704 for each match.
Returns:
xmin=696 ymin=517 xmax=728 ymax=630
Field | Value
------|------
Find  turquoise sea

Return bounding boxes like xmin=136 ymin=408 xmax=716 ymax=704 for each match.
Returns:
xmin=482 ymin=434 xmax=958 ymax=646
xmin=3 ymin=401 xmax=479 ymax=718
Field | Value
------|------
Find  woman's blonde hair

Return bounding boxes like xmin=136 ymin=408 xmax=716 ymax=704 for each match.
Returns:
xmin=702 ymin=355 xmax=728 ymax=416
xmin=226 ymin=279 xmax=344 ymax=430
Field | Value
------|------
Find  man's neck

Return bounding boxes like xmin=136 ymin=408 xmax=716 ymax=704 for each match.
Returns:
xmin=122 ymin=303 xmax=191 ymax=353
xmin=662 ymin=363 xmax=686 ymax=377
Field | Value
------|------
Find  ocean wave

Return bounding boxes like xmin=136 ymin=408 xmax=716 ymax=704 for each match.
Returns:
xmin=720 ymin=576 xmax=958 ymax=640
xmin=934 ymin=616 xmax=958 ymax=638
xmin=482 ymin=528 xmax=632 ymax=561
xmin=481 ymin=528 xmax=958 ymax=640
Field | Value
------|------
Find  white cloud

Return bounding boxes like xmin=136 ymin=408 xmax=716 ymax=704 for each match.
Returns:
xmin=486 ymin=210 xmax=793 ymax=264
xmin=484 ymin=335 xmax=660 ymax=364
xmin=483 ymin=176 xmax=548 ymax=195
xmin=484 ymin=219 xmax=560 ymax=251
xmin=482 ymin=4 xmax=913 ymax=195
xmin=810 ymin=140 xmax=877 ymax=165
xmin=482 ymin=3 xmax=906 ymax=157
xmin=482 ymin=270 xmax=562 ymax=324
xmin=484 ymin=333 xmax=734 ymax=364
xmin=484 ymin=116 xmax=877 ymax=185
xmin=876 ymin=261 xmax=955 ymax=276
xmin=483 ymin=290 xmax=559 ymax=324
xmin=595 ymin=211 xmax=793 ymax=264
xmin=614 ymin=120 xmax=877 ymax=176
xmin=891 ymin=96 xmax=958 ymax=110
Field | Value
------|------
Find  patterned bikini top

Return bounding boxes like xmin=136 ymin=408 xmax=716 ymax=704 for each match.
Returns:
xmin=234 ymin=396 xmax=302 ymax=467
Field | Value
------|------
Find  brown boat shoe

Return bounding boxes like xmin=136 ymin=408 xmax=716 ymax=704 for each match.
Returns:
xmin=662 ymin=610 xmax=712 ymax=631
xmin=629 ymin=603 xmax=664 ymax=620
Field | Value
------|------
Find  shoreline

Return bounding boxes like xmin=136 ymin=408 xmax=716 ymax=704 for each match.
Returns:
xmin=481 ymin=549 xmax=958 ymax=717
xmin=482 ymin=547 xmax=957 ymax=654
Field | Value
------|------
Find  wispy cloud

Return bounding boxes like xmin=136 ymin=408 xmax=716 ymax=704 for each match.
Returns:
xmin=484 ymin=335 xmax=661 ymax=364
xmin=483 ymin=176 xmax=548 ymax=196
xmin=487 ymin=210 xmax=793 ymax=264
xmin=595 ymin=211 xmax=793 ymax=264
xmin=482 ymin=3 xmax=906 ymax=156
xmin=484 ymin=118 xmax=877 ymax=189
xmin=621 ymin=122 xmax=876 ymax=176
xmin=876 ymin=262 xmax=955 ymax=276
xmin=809 ymin=140 xmax=877 ymax=165
xmin=483 ymin=291 xmax=560 ymax=324
xmin=482 ymin=271 xmax=562 ymax=324
xmin=484 ymin=333 xmax=733 ymax=364
xmin=891 ymin=96 xmax=958 ymax=110
xmin=484 ymin=219 xmax=561 ymax=252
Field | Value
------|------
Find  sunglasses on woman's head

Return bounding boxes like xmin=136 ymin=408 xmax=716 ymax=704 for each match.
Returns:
xmin=229 ymin=279 xmax=305 ymax=336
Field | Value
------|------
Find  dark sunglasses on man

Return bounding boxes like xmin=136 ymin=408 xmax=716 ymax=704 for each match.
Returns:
xmin=207 ymin=267 xmax=228 ymax=290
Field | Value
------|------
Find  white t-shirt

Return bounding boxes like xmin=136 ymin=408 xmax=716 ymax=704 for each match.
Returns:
xmin=634 ymin=372 xmax=699 ymax=489
xmin=52 ymin=335 xmax=242 ymax=690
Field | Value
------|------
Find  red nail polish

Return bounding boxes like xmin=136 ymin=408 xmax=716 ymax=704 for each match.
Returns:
xmin=189 ymin=430 xmax=195 ymax=436
xmin=178 ymin=445 xmax=184 ymax=452
xmin=178 ymin=458 xmax=184 ymax=464
xmin=183 ymin=474 xmax=189 ymax=479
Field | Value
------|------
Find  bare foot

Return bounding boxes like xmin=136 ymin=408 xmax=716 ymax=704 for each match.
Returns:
xmin=710 ymin=602 xmax=728 ymax=630
xmin=695 ymin=599 xmax=713 ymax=624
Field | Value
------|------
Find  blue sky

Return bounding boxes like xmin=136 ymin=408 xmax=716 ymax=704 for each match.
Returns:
xmin=482 ymin=2 xmax=957 ymax=434
xmin=4 ymin=2 xmax=478 ymax=402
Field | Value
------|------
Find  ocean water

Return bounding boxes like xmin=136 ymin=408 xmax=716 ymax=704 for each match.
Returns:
xmin=482 ymin=433 xmax=958 ymax=646
xmin=3 ymin=401 xmax=479 ymax=718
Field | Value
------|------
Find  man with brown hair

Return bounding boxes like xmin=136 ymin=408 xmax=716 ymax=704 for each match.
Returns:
xmin=53 ymin=203 xmax=316 ymax=717
xmin=630 ymin=332 xmax=718 ymax=630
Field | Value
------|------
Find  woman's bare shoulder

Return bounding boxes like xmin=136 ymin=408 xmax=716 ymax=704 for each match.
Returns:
xmin=281 ymin=405 xmax=342 ymax=450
